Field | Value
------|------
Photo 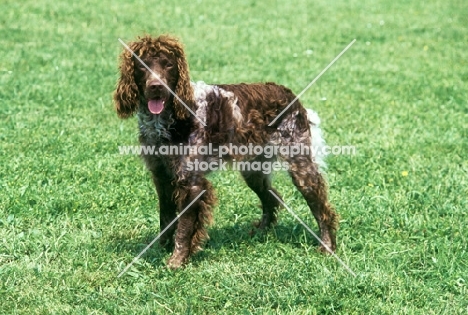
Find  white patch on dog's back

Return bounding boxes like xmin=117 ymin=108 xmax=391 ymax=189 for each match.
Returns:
xmin=191 ymin=81 xmax=242 ymax=127
xmin=191 ymin=81 xmax=213 ymax=128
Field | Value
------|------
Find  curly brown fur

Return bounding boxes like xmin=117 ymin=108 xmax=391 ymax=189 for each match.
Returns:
xmin=114 ymin=35 xmax=339 ymax=269
xmin=114 ymin=35 xmax=195 ymax=120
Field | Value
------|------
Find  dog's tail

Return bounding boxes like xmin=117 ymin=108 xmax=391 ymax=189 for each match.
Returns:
xmin=306 ymin=109 xmax=327 ymax=173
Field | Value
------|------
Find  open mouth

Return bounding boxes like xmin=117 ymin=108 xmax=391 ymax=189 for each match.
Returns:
xmin=148 ymin=99 xmax=165 ymax=115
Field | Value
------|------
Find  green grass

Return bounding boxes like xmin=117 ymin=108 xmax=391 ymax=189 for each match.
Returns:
xmin=1 ymin=0 xmax=467 ymax=313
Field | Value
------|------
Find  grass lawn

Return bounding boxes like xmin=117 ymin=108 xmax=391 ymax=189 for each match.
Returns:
xmin=1 ymin=0 xmax=467 ymax=313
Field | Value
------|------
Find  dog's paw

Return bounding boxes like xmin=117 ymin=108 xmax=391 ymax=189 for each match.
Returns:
xmin=252 ymin=218 xmax=275 ymax=230
xmin=167 ymin=254 xmax=186 ymax=270
xmin=252 ymin=220 xmax=262 ymax=229
xmin=249 ymin=221 xmax=265 ymax=237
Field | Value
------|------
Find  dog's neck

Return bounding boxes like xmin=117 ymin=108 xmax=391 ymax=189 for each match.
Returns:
xmin=137 ymin=103 xmax=176 ymax=144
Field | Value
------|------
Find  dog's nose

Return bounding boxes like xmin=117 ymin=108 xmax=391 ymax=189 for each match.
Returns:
xmin=147 ymin=81 xmax=164 ymax=92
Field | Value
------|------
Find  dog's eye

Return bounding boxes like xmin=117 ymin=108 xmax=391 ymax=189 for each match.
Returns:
xmin=161 ymin=60 xmax=174 ymax=69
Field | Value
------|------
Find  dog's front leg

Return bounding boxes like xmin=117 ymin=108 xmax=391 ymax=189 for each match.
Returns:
xmin=167 ymin=190 xmax=197 ymax=269
xmin=146 ymin=158 xmax=178 ymax=249
xmin=151 ymin=171 xmax=177 ymax=249
xmin=167 ymin=177 xmax=216 ymax=269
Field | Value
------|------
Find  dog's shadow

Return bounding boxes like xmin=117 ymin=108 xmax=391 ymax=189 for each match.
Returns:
xmin=109 ymin=220 xmax=321 ymax=268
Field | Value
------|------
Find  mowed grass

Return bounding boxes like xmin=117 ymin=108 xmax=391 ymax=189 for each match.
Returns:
xmin=0 ymin=0 xmax=467 ymax=313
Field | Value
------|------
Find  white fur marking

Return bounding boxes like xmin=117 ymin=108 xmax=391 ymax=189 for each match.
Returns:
xmin=306 ymin=109 xmax=327 ymax=172
xmin=191 ymin=81 xmax=242 ymax=126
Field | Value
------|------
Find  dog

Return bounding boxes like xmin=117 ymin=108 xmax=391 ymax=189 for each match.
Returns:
xmin=114 ymin=35 xmax=338 ymax=269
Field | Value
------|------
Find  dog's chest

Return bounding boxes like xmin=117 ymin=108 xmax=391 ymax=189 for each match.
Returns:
xmin=138 ymin=113 xmax=174 ymax=144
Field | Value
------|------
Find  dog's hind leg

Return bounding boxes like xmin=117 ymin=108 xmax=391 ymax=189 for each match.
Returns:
xmin=241 ymin=168 xmax=282 ymax=229
xmin=167 ymin=177 xmax=216 ymax=269
xmin=284 ymin=154 xmax=338 ymax=252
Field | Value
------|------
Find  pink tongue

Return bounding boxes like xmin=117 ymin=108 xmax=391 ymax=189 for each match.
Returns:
xmin=148 ymin=100 xmax=164 ymax=114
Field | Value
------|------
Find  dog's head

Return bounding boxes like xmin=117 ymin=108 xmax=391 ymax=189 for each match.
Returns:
xmin=114 ymin=35 xmax=195 ymax=120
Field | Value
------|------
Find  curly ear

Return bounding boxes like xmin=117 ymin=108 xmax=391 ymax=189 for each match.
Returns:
xmin=172 ymin=43 xmax=195 ymax=120
xmin=113 ymin=42 xmax=140 ymax=119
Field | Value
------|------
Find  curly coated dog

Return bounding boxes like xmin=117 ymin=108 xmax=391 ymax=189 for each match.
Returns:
xmin=114 ymin=35 xmax=338 ymax=269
